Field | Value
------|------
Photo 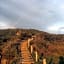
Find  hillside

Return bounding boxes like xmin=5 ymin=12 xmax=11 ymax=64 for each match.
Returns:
xmin=0 ymin=29 xmax=64 ymax=64
xmin=30 ymin=31 xmax=64 ymax=64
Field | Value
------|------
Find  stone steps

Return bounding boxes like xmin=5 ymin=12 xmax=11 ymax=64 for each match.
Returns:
xmin=20 ymin=41 xmax=34 ymax=64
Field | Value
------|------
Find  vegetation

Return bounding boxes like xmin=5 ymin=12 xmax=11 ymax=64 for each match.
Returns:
xmin=0 ymin=29 xmax=64 ymax=64
xmin=31 ymin=32 xmax=64 ymax=64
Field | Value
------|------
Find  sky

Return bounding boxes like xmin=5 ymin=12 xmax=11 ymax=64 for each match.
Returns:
xmin=0 ymin=0 xmax=64 ymax=34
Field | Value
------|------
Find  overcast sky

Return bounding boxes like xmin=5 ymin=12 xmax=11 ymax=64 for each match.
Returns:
xmin=0 ymin=0 xmax=64 ymax=34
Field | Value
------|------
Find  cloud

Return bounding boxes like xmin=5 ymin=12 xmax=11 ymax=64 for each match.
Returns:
xmin=0 ymin=0 xmax=64 ymax=33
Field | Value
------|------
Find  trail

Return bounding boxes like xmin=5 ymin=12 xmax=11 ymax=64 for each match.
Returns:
xmin=20 ymin=40 xmax=34 ymax=64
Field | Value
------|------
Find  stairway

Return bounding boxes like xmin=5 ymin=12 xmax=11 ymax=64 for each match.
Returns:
xmin=20 ymin=40 xmax=34 ymax=64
